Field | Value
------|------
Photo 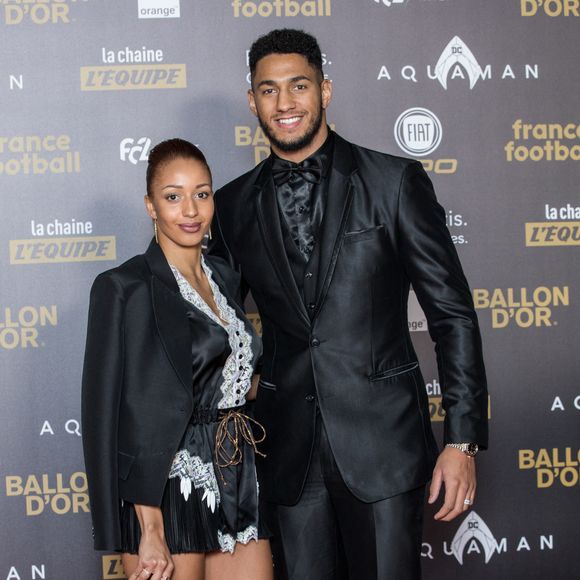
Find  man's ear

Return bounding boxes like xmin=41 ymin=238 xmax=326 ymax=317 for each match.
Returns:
xmin=321 ymin=78 xmax=333 ymax=110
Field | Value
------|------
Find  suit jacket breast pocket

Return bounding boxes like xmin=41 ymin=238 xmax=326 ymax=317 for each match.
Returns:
xmin=343 ymin=224 xmax=385 ymax=244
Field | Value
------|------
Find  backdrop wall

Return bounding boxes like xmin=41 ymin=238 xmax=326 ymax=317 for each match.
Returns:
xmin=1 ymin=1 xmax=578 ymax=579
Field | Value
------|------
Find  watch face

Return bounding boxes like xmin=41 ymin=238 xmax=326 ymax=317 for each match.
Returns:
xmin=467 ymin=443 xmax=479 ymax=456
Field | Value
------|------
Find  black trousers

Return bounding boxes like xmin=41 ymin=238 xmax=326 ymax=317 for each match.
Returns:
xmin=263 ymin=419 xmax=425 ymax=580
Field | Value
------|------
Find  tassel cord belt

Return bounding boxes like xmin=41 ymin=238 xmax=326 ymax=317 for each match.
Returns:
xmin=214 ymin=408 xmax=266 ymax=483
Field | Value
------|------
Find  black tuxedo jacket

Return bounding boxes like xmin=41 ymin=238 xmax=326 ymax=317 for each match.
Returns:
xmin=211 ymin=133 xmax=488 ymax=506
xmin=81 ymin=241 xmax=243 ymax=551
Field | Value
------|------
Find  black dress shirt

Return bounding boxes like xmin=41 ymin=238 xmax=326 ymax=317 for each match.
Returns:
xmin=272 ymin=131 xmax=335 ymax=261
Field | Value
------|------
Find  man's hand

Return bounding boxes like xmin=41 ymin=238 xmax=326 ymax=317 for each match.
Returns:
xmin=428 ymin=446 xmax=476 ymax=521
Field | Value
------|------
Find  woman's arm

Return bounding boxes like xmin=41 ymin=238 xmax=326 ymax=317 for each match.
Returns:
xmin=127 ymin=505 xmax=174 ymax=580
xmin=247 ymin=374 xmax=261 ymax=401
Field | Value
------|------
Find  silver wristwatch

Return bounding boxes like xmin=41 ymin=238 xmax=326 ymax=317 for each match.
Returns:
xmin=446 ymin=443 xmax=479 ymax=457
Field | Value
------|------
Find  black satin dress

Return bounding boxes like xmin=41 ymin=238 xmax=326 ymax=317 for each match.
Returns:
xmin=120 ymin=257 xmax=265 ymax=554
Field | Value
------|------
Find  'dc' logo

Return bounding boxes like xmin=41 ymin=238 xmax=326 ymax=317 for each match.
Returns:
xmin=394 ymin=108 xmax=443 ymax=157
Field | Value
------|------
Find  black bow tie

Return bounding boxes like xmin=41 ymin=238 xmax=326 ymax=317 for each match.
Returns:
xmin=271 ymin=156 xmax=323 ymax=186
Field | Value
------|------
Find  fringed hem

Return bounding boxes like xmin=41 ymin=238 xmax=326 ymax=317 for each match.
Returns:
xmin=119 ymin=478 xmax=265 ymax=554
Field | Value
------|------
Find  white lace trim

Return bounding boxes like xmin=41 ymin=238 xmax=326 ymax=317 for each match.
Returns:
xmin=170 ymin=258 xmax=254 ymax=409
xmin=168 ymin=449 xmax=220 ymax=512
xmin=217 ymin=525 xmax=259 ymax=554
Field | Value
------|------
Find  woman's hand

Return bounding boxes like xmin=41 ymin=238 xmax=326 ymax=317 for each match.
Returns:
xmin=129 ymin=505 xmax=174 ymax=580
xmin=247 ymin=374 xmax=261 ymax=401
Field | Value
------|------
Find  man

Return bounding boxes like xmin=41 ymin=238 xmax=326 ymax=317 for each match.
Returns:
xmin=210 ymin=29 xmax=488 ymax=580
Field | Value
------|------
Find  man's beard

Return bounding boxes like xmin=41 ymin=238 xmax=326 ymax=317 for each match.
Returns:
xmin=258 ymin=105 xmax=324 ymax=154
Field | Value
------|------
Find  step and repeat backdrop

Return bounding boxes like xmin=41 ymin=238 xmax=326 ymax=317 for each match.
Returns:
xmin=1 ymin=1 xmax=578 ymax=579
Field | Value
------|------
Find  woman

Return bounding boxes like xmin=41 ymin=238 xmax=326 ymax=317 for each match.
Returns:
xmin=82 ymin=139 xmax=272 ymax=580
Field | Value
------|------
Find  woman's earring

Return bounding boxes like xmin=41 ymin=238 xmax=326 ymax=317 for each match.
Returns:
xmin=153 ymin=219 xmax=159 ymax=244
xmin=208 ymin=227 xmax=212 ymax=241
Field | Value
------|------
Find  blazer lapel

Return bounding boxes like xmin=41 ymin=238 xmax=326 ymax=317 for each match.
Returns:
xmin=145 ymin=241 xmax=193 ymax=399
xmin=313 ymin=136 xmax=357 ymax=320
xmin=255 ymin=162 xmax=311 ymax=328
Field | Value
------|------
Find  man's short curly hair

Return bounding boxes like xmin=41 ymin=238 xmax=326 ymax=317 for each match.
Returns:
xmin=249 ymin=29 xmax=323 ymax=81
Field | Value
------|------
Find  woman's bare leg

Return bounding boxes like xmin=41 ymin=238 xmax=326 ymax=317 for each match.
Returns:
xmin=205 ymin=540 xmax=273 ymax=580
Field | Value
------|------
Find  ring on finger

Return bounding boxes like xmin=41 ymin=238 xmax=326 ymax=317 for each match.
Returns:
xmin=464 ymin=498 xmax=473 ymax=505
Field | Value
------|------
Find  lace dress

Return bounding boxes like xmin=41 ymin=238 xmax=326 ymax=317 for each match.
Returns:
xmin=120 ymin=256 xmax=265 ymax=554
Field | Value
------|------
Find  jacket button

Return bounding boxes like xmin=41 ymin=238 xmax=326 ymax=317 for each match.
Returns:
xmin=308 ymin=302 xmax=315 ymax=310
xmin=305 ymin=394 xmax=315 ymax=402
xmin=310 ymin=337 xmax=320 ymax=347
xmin=305 ymin=272 xmax=313 ymax=278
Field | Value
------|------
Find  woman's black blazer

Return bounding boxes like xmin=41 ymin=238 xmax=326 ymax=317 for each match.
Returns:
xmin=81 ymin=240 xmax=243 ymax=551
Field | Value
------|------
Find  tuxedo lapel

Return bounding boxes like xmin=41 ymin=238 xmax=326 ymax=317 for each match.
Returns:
xmin=313 ymin=136 xmax=357 ymax=319
xmin=144 ymin=241 xmax=193 ymax=400
xmin=255 ymin=163 xmax=311 ymax=328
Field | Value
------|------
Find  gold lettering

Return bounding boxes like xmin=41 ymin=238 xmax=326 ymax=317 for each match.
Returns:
xmin=80 ymin=65 xmax=187 ymax=91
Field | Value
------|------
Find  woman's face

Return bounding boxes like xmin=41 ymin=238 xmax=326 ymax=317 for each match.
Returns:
xmin=145 ymin=157 xmax=213 ymax=252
